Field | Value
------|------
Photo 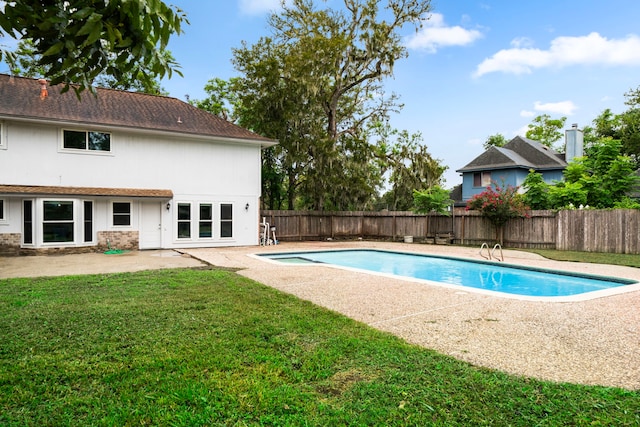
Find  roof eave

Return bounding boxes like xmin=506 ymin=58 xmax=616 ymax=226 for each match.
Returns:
xmin=0 ymin=114 xmax=278 ymax=148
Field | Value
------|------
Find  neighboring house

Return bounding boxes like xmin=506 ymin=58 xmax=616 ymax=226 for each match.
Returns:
xmin=456 ymin=129 xmax=583 ymax=201
xmin=0 ymin=74 xmax=277 ymax=255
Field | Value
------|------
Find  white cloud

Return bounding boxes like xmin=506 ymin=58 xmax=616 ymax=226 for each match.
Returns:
xmin=405 ymin=13 xmax=483 ymax=53
xmin=534 ymin=100 xmax=577 ymax=115
xmin=238 ymin=0 xmax=287 ymax=15
xmin=474 ymin=32 xmax=640 ymax=77
xmin=520 ymin=110 xmax=535 ymax=117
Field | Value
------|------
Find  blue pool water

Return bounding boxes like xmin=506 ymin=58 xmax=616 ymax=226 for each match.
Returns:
xmin=260 ymin=249 xmax=636 ymax=298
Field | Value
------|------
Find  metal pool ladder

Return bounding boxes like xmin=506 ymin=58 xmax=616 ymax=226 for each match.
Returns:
xmin=479 ymin=242 xmax=504 ymax=261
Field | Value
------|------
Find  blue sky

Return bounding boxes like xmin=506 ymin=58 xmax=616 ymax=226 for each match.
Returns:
xmin=3 ymin=1 xmax=640 ymax=188
xmin=159 ymin=0 xmax=640 ymax=187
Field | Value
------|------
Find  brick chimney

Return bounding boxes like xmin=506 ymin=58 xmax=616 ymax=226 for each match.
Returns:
xmin=38 ymin=78 xmax=48 ymax=99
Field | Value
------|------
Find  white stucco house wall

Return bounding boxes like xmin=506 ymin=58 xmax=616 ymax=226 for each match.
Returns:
xmin=0 ymin=74 xmax=277 ymax=255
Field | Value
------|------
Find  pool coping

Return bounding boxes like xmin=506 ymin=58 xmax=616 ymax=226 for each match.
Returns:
xmin=249 ymin=248 xmax=640 ymax=303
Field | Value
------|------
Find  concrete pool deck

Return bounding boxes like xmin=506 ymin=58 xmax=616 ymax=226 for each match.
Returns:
xmin=1 ymin=241 xmax=639 ymax=390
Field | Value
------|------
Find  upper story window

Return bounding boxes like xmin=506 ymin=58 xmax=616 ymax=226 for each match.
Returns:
xmin=63 ymin=130 xmax=111 ymax=152
xmin=473 ymin=172 xmax=492 ymax=188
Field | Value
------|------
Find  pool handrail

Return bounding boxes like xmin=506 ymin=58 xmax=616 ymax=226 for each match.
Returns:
xmin=491 ymin=243 xmax=504 ymax=262
xmin=479 ymin=242 xmax=491 ymax=260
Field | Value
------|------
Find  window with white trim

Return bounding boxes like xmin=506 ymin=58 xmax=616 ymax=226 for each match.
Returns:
xmin=177 ymin=203 xmax=191 ymax=238
xmin=0 ymin=122 xmax=5 ymax=149
xmin=84 ymin=201 xmax=93 ymax=242
xmin=0 ymin=199 xmax=4 ymax=221
xmin=63 ymin=129 xmax=111 ymax=152
xmin=43 ymin=200 xmax=74 ymax=243
xmin=199 ymin=203 xmax=212 ymax=238
xmin=23 ymin=200 xmax=33 ymax=245
xmin=112 ymin=202 xmax=131 ymax=226
xmin=220 ymin=204 xmax=233 ymax=238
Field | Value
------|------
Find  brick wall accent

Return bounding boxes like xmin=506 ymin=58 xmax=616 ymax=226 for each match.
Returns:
xmin=0 ymin=231 xmax=140 ymax=256
xmin=0 ymin=233 xmax=21 ymax=256
xmin=97 ymin=231 xmax=139 ymax=251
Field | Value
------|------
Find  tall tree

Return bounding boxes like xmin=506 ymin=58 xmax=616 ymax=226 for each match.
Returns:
xmin=525 ymin=114 xmax=566 ymax=149
xmin=231 ymin=0 xmax=435 ymax=211
xmin=0 ymin=0 xmax=187 ymax=95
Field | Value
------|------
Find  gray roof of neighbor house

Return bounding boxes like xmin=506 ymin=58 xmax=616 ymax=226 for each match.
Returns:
xmin=456 ymin=136 xmax=566 ymax=173
xmin=0 ymin=74 xmax=277 ymax=147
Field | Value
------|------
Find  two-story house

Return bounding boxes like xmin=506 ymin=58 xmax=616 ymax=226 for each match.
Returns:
xmin=0 ymin=74 xmax=277 ymax=255
xmin=456 ymin=127 xmax=583 ymax=201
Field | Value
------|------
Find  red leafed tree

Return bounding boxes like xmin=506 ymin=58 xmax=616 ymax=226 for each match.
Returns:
xmin=466 ymin=182 xmax=529 ymax=245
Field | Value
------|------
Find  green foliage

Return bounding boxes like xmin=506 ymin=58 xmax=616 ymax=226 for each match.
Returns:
xmin=466 ymin=182 xmax=528 ymax=228
xmin=1 ymin=269 xmax=639 ymax=425
xmin=523 ymin=138 xmax=638 ymax=210
xmin=521 ymin=170 xmax=549 ymax=210
xmin=229 ymin=0 xmax=437 ymax=210
xmin=412 ymin=186 xmax=451 ymax=215
xmin=9 ymin=39 xmax=174 ymax=95
xmin=547 ymin=181 xmax=588 ymax=209
xmin=0 ymin=0 xmax=187 ymax=95
xmin=375 ymin=122 xmax=447 ymax=211
xmin=613 ymin=197 xmax=640 ymax=209
xmin=525 ymin=114 xmax=567 ymax=149
xmin=190 ymin=77 xmax=241 ymax=121
xmin=483 ymin=133 xmax=508 ymax=150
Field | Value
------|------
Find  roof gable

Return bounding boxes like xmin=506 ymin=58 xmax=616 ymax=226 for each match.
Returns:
xmin=0 ymin=74 xmax=276 ymax=146
xmin=457 ymin=135 xmax=566 ymax=172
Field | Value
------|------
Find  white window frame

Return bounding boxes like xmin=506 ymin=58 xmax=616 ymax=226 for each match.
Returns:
xmin=112 ymin=201 xmax=132 ymax=228
xmin=177 ymin=202 xmax=192 ymax=239
xmin=0 ymin=198 xmax=6 ymax=222
xmin=198 ymin=203 xmax=213 ymax=239
xmin=219 ymin=203 xmax=233 ymax=239
xmin=42 ymin=199 xmax=75 ymax=245
xmin=60 ymin=129 xmax=112 ymax=154
xmin=22 ymin=199 xmax=34 ymax=246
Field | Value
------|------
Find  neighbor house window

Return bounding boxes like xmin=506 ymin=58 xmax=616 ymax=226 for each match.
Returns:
xmin=63 ymin=130 xmax=111 ymax=152
xmin=177 ymin=203 xmax=191 ymax=238
xmin=220 ymin=204 xmax=233 ymax=238
xmin=112 ymin=202 xmax=131 ymax=226
xmin=473 ymin=172 xmax=492 ymax=187
xmin=199 ymin=204 xmax=212 ymax=238
xmin=43 ymin=200 xmax=74 ymax=243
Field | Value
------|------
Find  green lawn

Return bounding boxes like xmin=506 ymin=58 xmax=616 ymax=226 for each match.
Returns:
xmin=523 ymin=248 xmax=640 ymax=268
xmin=1 ymin=268 xmax=638 ymax=426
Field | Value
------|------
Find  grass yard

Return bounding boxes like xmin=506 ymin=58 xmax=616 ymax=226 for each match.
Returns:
xmin=1 ymin=267 xmax=638 ymax=426
xmin=524 ymin=248 xmax=640 ymax=268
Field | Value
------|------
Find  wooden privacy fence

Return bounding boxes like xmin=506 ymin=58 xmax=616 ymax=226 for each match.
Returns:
xmin=260 ymin=209 xmax=640 ymax=254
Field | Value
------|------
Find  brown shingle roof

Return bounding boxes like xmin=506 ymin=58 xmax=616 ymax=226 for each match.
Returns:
xmin=0 ymin=74 xmax=276 ymax=146
xmin=0 ymin=184 xmax=172 ymax=198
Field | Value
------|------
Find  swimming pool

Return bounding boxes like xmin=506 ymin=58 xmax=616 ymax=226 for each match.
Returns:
xmin=258 ymin=249 xmax=637 ymax=299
